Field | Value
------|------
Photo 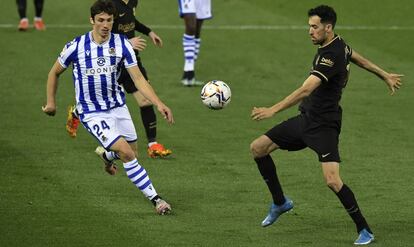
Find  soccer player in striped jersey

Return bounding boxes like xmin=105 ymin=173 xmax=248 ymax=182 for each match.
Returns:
xmin=16 ymin=0 xmax=46 ymax=31
xmin=178 ymin=0 xmax=212 ymax=86
xmin=66 ymin=0 xmax=172 ymax=158
xmin=42 ymin=0 xmax=173 ymax=215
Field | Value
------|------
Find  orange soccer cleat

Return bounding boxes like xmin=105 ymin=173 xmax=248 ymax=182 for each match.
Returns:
xmin=34 ymin=18 xmax=46 ymax=31
xmin=18 ymin=18 xmax=29 ymax=31
xmin=66 ymin=105 xmax=80 ymax=138
xmin=147 ymin=143 xmax=172 ymax=158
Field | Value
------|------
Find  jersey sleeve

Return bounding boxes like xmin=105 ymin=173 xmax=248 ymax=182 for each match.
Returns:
xmin=135 ymin=19 xmax=151 ymax=35
xmin=121 ymin=35 xmax=138 ymax=68
xmin=57 ymin=39 xmax=78 ymax=68
xmin=311 ymin=51 xmax=339 ymax=83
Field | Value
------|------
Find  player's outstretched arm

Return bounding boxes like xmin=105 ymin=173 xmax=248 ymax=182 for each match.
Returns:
xmin=133 ymin=19 xmax=163 ymax=47
xmin=351 ymin=50 xmax=403 ymax=95
xmin=251 ymin=75 xmax=321 ymax=121
xmin=42 ymin=60 xmax=66 ymax=116
xmin=127 ymin=66 xmax=174 ymax=123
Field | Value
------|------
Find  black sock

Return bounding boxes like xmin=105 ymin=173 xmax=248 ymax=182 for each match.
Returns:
xmin=16 ymin=0 xmax=27 ymax=19
xmin=140 ymin=105 xmax=157 ymax=143
xmin=335 ymin=184 xmax=372 ymax=233
xmin=34 ymin=0 xmax=44 ymax=17
xmin=254 ymin=155 xmax=286 ymax=205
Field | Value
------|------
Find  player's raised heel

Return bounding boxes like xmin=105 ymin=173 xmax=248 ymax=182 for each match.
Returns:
xmin=155 ymin=199 xmax=171 ymax=215
xmin=354 ymin=229 xmax=374 ymax=245
xmin=95 ymin=146 xmax=117 ymax=175
xmin=261 ymin=196 xmax=293 ymax=227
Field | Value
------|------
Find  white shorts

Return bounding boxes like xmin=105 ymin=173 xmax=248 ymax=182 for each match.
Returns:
xmin=178 ymin=0 xmax=212 ymax=19
xmin=80 ymin=105 xmax=137 ymax=149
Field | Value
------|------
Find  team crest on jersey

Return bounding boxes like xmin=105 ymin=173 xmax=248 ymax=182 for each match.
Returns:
xmin=320 ymin=57 xmax=334 ymax=67
xmin=109 ymin=47 xmax=116 ymax=55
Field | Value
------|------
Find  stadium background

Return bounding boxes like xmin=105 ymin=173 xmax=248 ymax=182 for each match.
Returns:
xmin=1 ymin=0 xmax=413 ymax=246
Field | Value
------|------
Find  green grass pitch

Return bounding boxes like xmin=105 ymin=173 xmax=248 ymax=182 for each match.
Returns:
xmin=1 ymin=0 xmax=413 ymax=246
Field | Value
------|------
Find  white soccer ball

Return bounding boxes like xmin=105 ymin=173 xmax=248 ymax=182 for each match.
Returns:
xmin=200 ymin=80 xmax=231 ymax=110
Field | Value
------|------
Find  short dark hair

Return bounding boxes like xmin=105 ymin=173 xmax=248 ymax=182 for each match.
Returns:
xmin=90 ymin=0 xmax=117 ymax=19
xmin=308 ymin=5 xmax=337 ymax=29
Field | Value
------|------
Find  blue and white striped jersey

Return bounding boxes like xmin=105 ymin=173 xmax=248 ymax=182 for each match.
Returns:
xmin=58 ymin=31 xmax=137 ymax=114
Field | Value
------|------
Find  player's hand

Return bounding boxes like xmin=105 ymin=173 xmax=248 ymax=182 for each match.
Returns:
xmin=251 ymin=107 xmax=275 ymax=121
xmin=42 ymin=104 xmax=56 ymax=116
xmin=157 ymin=103 xmax=174 ymax=124
xmin=149 ymin=31 xmax=163 ymax=48
xmin=129 ymin=36 xmax=147 ymax=51
xmin=385 ymin=73 xmax=404 ymax=95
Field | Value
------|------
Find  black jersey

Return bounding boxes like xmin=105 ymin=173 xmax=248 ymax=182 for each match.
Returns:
xmin=112 ymin=0 xmax=151 ymax=40
xmin=299 ymin=35 xmax=352 ymax=123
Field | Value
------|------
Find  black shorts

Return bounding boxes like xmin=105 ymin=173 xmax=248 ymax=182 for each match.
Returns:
xmin=118 ymin=55 xmax=149 ymax=94
xmin=265 ymin=113 xmax=342 ymax=162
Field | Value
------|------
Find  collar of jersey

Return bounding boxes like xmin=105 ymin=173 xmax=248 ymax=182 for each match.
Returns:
xmin=319 ymin=35 xmax=339 ymax=49
xmin=89 ymin=31 xmax=111 ymax=46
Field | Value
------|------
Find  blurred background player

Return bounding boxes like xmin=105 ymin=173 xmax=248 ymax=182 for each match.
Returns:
xmin=67 ymin=0 xmax=172 ymax=158
xmin=178 ymin=0 xmax=212 ymax=86
xmin=16 ymin=0 xmax=46 ymax=31
xmin=43 ymin=0 xmax=173 ymax=215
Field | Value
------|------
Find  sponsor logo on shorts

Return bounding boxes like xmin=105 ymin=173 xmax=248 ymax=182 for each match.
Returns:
xmin=322 ymin=153 xmax=331 ymax=158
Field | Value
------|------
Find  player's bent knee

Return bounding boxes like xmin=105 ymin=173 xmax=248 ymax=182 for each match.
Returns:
xmin=326 ymin=180 xmax=342 ymax=193
xmin=250 ymin=140 xmax=266 ymax=158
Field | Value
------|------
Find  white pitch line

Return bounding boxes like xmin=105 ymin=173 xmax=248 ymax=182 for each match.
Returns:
xmin=0 ymin=23 xmax=413 ymax=30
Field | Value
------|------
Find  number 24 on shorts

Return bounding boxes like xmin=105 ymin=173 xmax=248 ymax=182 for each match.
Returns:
xmin=92 ymin=120 xmax=110 ymax=137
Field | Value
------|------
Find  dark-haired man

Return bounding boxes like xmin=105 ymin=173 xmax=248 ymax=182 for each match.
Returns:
xmin=66 ymin=0 xmax=172 ymax=158
xmin=43 ymin=0 xmax=173 ymax=215
xmin=250 ymin=5 xmax=403 ymax=245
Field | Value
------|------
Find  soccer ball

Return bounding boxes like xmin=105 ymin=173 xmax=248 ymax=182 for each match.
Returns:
xmin=200 ymin=80 xmax=231 ymax=110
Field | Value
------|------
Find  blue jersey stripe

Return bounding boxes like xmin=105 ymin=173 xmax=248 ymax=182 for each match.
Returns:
xmin=76 ymin=61 xmax=89 ymax=112
xmin=109 ymin=34 xmax=120 ymax=107
xmin=84 ymin=34 xmax=101 ymax=111
xmin=121 ymin=35 xmax=134 ymax=65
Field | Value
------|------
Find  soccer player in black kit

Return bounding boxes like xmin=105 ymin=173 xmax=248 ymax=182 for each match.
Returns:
xmin=67 ymin=0 xmax=172 ymax=160
xmin=250 ymin=5 xmax=403 ymax=245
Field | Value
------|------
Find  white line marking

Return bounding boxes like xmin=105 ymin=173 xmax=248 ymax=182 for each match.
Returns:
xmin=1 ymin=24 xmax=413 ymax=30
